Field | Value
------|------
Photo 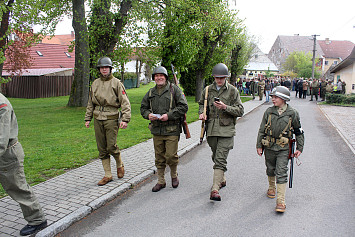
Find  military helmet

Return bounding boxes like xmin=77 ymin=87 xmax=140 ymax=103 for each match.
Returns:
xmin=152 ymin=66 xmax=168 ymax=80
xmin=97 ymin=57 xmax=113 ymax=68
xmin=270 ymin=86 xmax=290 ymax=101
xmin=212 ymin=63 xmax=229 ymax=77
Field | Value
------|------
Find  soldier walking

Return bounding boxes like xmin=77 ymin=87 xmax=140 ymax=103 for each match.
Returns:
xmin=249 ymin=78 xmax=257 ymax=100
xmin=256 ymin=86 xmax=304 ymax=212
xmin=310 ymin=78 xmax=319 ymax=101
xmin=140 ymin=66 xmax=188 ymax=192
xmin=258 ymin=79 xmax=265 ymax=101
xmin=198 ymin=63 xmax=244 ymax=201
xmin=320 ymin=78 xmax=327 ymax=101
xmin=0 ymin=93 xmax=47 ymax=236
xmin=85 ymin=57 xmax=131 ymax=186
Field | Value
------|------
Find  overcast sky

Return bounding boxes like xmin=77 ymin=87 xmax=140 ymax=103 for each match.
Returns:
xmin=54 ymin=0 xmax=355 ymax=53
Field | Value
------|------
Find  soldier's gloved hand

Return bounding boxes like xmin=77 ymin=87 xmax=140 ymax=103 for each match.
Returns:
xmin=120 ymin=121 xmax=128 ymax=129
xmin=159 ymin=114 xmax=168 ymax=121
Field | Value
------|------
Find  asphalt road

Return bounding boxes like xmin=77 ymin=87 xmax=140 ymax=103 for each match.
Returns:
xmin=60 ymin=98 xmax=355 ymax=237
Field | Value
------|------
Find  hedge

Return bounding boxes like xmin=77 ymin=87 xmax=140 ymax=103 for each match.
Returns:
xmin=326 ymin=93 xmax=355 ymax=104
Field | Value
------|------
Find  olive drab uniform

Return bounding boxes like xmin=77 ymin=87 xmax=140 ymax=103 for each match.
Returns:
xmin=198 ymin=81 xmax=244 ymax=194
xmin=258 ymin=80 xmax=265 ymax=100
xmin=0 ymin=93 xmax=46 ymax=226
xmin=320 ymin=80 xmax=327 ymax=101
xmin=310 ymin=80 xmax=319 ymax=101
xmin=140 ymin=81 xmax=188 ymax=186
xmin=256 ymin=104 xmax=304 ymax=208
xmin=85 ymin=73 xmax=131 ymax=182
xmin=250 ymin=79 xmax=257 ymax=99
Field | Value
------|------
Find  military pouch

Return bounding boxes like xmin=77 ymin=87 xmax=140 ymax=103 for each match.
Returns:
xmin=261 ymin=138 xmax=271 ymax=148
xmin=166 ymin=125 xmax=178 ymax=133
xmin=276 ymin=137 xmax=289 ymax=147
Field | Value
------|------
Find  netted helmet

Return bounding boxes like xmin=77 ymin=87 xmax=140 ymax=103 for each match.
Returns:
xmin=270 ymin=86 xmax=290 ymax=101
xmin=97 ymin=57 xmax=113 ymax=68
xmin=152 ymin=66 xmax=168 ymax=80
xmin=212 ymin=63 xmax=229 ymax=77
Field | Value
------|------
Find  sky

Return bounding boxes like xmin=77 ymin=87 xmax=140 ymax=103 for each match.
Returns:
xmin=54 ymin=0 xmax=355 ymax=53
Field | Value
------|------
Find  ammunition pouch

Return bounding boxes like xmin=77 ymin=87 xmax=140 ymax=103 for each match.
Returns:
xmin=276 ymin=137 xmax=289 ymax=148
xmin=261 ymin=138 xmax=270 ymax=148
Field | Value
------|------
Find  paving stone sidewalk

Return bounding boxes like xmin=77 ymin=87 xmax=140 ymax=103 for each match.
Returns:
xmin=0 ymin=98 xmax=265 ymax=237
xmin=319 ymin=104 xmax=355 ymax=154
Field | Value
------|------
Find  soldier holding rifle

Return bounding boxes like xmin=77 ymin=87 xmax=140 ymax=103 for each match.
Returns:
xmin=256 ymin=86 xmax=304 ymax=213
xmin=141 ymin=66 xmax=188 ymax=192
xmin=199 ymin=63 xmax=244 ymax=201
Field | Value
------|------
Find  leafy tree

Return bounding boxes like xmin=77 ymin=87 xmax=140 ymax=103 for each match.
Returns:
xmin=283 ymin=51 xmax=321 ymax=78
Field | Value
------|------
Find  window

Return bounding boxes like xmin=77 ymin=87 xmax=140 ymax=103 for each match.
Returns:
xmin=333 ymin=61 xmax=338 ymax=65
xmin=325 ymin=61 xmax=328 ymax=65
xmin=36 ymin=51 xmax=43 ymax=56
xmin=64 ymin=52 xmax=71 ymax=58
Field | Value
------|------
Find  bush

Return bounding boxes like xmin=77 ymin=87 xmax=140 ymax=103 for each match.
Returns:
xmin=326 ymin=93 xmax=355 ymax=104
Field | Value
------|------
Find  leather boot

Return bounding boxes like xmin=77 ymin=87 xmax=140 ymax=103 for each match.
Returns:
xmin=152 ymin=168 xmax=166 ymax=192
xmin=210 ymin=190 xmax=221 ymax=201
xmin=267 ymin=176 xmax=276 ymax=198
xmin=276 ymin=183 xmax=287 ymax=212
xmin=20 ymin=220 xmax=47 ymax=236
xmin=114 ymin=154 xmax=124 ymax=178
xmin=98 ymin=158 xmax=112 ymax=186
xmin=170 ymin=165 xmax=179 ymax=188
xmin=117 ymin=166 xmax=125 ymax=178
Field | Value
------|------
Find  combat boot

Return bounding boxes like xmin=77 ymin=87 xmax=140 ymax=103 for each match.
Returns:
xmin=267 ymin=176 xmax=276 ymax=198
xmin=114 ymin=154 xmax=125 ymax=178
xmin=210 ymin=190 xmax=221 ymax=201
xmin=20 ymin=220 xmax=47 ymax=236
xmin=170 ymin=165 xmax=179 ymax=188
xmin=210 ymin=169 xmax=224 ymax=201
xmin=152 ymin=168 xmax=166 ymax=192
xmin=276 ymin=183 xmax=287 ymax=212
xmin=98 ymin=158 xmax=113 ymax=186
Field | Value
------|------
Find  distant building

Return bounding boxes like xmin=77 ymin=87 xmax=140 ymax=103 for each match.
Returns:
xmin=268 ymin=35 xmax=324 ymax=73
xmin=318 ymin=38 xmax=354 ymax=80
xmin=244 ymin=47 xmax=278 ymax=79
xmin=330 ymin=46 xmax=355 ymax=94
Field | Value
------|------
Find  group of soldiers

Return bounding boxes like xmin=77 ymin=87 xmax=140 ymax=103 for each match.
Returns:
xmin=0 ymin=58 xmax=305 ymax=235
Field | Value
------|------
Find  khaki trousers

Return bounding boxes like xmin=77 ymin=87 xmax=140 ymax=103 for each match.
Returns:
xmin=94 ymin=119 xmax=121 ymax=160
xmin=264 ymin=149 xmax=289 ymax=184
xmin=0 ymin=143 xmax=46 ymax=225
xmin=207 ymin=136 xmax=234 ymax=172
xmin=153 ymin=135 xmax=179 ymax=169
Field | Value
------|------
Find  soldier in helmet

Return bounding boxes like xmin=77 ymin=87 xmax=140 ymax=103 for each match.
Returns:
xmin=140 ymin=66 xmax=188 ymax=192
xmin=198 ymin=63 xmax=244 ymax=201
xmin=85 ymin=56 xmax=131 ymax=186
xmin=258 ymin=79 xmax=265 ymax=101
xmin=256 ymin=86 xmax=304 ymax=213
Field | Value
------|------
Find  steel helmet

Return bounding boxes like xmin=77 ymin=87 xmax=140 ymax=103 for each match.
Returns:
xmin=270 ymin=86 xmax=290 ymax=101
xmin=212 ymin=63 xmax=229 ymax=77
xmin=97 ymin=57 xmax=113 ymax=68
xmin=152 ymin=66 xmax=168 ymax=80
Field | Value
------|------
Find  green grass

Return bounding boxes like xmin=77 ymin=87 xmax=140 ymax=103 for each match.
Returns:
xmin=0 ymin=83 xmax=251 ymax=198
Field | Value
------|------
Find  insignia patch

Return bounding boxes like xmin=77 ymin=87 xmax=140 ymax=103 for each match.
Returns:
xmin=0 ymin=104 xmax=7 ymax=109
xmin=122 ymin=90 xmax=126 ymax=95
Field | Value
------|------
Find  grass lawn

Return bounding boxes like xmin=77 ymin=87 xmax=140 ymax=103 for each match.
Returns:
xmin=0 ymin=83 xmax=251 ymax=198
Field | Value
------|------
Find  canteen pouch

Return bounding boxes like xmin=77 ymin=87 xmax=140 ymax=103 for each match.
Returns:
xmin=261 ymin=138 xmax=270 ymax=148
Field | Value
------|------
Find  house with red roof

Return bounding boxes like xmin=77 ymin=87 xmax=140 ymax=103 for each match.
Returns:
xmin=318 ymin=38 xmax=354 ymax=80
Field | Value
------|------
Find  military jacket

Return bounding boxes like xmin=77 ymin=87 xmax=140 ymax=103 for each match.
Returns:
xmin=258 ymin=80 xmax=265 ymax=89
xmin=198 ymin=81 xmax=244 ymax=137
xmin=256 ymin=104 xmax=304 ymax=152
xmin=250 ymin=81 xmax=257 ymax=93
xmin=0 ymin=93 xmax=20 ymax=160
xmin=140 ymin=82 xmax=188 ymax=136
xmin=85 ymin=74 xmax=131 ymax=122
xmin=311 ymin=81 xmax=319 ymax=89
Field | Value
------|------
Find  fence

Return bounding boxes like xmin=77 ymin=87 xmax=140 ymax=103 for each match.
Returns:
xmin=1 ymin=75 xmax=74 ymax=98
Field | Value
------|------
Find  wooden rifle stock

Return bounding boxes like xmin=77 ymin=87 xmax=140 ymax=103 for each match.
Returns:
xmin=200 ymin=86 xmax=209 ymax=144
xmin=171 ymin=64 xmax=191 ymax=139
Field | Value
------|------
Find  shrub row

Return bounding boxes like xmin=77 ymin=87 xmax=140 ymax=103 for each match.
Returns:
xmin=326 ymin=93 xmax=355 ymax=104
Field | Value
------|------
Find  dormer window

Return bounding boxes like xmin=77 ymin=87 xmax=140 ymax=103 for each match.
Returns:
xmin=36 ymin=51 xmax=43 ymax=56
xmin=64 ymin=52 xmax=71 ymax=58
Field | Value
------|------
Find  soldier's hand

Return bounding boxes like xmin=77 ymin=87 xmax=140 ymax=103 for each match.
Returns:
xmin=159 ymin=114 xmax=168 ymax=121
xmin=148 ymin=113 xmax=159 ymax=121
xmin=214 ymin=101 xmax=227 ymax=110
xmin=199 ymin=114 xmax=207 ymax=120
xmin=294 ymin=150 xmax=302 ymax=158
xmin=257 ymin=148 xmax=263 ymax=156
xmin=120 ymin=121 xmax=128 ymax=129
xmin=85 ymin=121 xmax=90 ymax=128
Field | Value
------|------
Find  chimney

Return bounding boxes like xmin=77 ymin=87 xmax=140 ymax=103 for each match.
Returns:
xmin=325 ymin=38 xmax=331 ymax=44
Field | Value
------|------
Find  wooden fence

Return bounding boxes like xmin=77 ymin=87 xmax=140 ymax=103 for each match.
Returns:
xmin=1 ymin=75 xmax=74 ymax=98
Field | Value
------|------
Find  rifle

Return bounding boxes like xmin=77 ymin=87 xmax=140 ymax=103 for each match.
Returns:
xmin=288 ymin=138 xmax=296 ymax=188
xmin=171 ymin=64 xmax=191 ymax=139
xmin=200 ymin=86 xmax=209 ymax=144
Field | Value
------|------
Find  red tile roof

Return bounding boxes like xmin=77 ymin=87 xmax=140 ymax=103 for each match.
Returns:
xmin=42 ymin=33 xmax=75 ymax=46
xmin=4 ymin=43 xmax=75 ymax=70
xmin=318 ymin=39 xmax=354 ymax=59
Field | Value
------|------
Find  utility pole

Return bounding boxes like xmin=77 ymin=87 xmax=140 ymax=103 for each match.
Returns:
xmin=311 ymin=34 xmax=320 ymax=79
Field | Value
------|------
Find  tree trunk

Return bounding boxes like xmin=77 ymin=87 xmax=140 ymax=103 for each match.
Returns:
xmin=67 ymin=0 xmax=90 ymax=107
xmin=195 ymin=70 xmax=205 ymax=102
xmin=0 ymin=0 xmax=14 ymax=81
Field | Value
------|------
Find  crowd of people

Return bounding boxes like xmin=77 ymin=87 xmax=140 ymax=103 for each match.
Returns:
xmin=235 ymin=76 xmax=347 ymax=102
